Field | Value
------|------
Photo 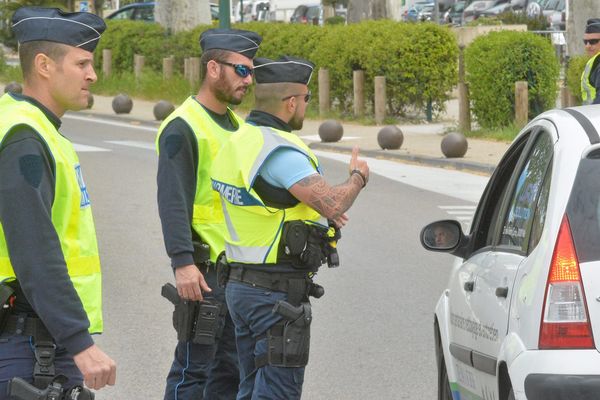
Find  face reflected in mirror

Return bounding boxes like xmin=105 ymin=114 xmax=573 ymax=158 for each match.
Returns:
xmin=423 ymin=222 xmax=460 ymax=250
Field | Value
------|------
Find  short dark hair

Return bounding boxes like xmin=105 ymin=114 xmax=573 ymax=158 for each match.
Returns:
xmin=19 ymin=41 xmax=69 ymax=79
xmin=200 ymin=49 xmax=233 ymax=81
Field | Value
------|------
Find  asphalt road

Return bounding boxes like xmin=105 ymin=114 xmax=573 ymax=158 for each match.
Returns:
xmin=58 ymin=113 xmax=489 ymax=399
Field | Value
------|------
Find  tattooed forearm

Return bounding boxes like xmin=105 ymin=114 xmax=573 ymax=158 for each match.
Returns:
xmin=295 ymin=173 xmax=363 ymax=219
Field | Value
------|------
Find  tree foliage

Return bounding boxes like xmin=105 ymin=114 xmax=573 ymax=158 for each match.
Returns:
xmin=465 ymin=30 xmax=559 ymax=129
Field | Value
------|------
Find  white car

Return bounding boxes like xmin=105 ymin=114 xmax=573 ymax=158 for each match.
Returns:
xmin=421 ymin=106 xmax=600 ymax=400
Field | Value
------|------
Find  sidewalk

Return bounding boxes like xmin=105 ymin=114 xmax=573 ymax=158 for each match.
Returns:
xmin=2 ymin=84 xmax=511 ymax=175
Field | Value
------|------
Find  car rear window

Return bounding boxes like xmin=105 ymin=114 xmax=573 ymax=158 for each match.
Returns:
xmin=567 ymin=156 xmax=600 ymax=262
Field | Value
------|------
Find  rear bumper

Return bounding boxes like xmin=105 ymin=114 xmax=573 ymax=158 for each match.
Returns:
xmin=525 ymin=374 xmax=600 ymax=400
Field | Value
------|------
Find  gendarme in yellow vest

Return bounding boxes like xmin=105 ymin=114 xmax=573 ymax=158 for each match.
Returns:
xmin=0 ymin=93 xmax=102 ymax=333
xmin=582 ymin=53 xmax=600 ymax=105
xmin=156 ymin=96 xmax=244 ymax=262
xmin=211 ymin=124 xmax=322 ymax=265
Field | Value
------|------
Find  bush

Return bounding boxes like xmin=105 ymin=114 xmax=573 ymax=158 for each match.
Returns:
xmin=325 ymin=16 xmax=345 ymax=25
xmin=94 ymin=20 xmax=458 ymax=119
xmin=497 ymin=12 xmax=548 ymax=31
xmin=566 ymin=55 xmax=589 ymax=105
xmin=466 ymin=17 xmax=502 ymax=27
xmin=465 ymin=30 xmax=559 ymax=129
xmin=95 ymin=20 xmax=170 ymax=73
xmin=312 ymin=20 xmax=457 ymax=116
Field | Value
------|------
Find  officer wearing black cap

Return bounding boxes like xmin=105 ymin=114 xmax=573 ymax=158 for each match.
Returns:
xmin=156 ymin=28 xmax=261 ymax=400
xmin=0 ymin=6 xmax=116 ymax=398
xmin=582 ymin=18 xmax=600 ymax=104
xmin=210 ymin=56 xmax=369 ymax=400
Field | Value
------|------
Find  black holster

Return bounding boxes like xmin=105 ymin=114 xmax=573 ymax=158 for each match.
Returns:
xmin=264 ymin=301 xmax=312 ymax=368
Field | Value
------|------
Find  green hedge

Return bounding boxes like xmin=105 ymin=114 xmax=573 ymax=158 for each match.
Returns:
xmin=566 ymin=55 xmax=589 ymax=105
xmin=465 ymin=30 xmax=559 ymax=129
xmin=95 ymin=20 xmax=458 ymax=118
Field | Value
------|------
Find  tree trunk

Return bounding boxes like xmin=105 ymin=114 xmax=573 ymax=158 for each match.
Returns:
xmin=347 ymin=0 xmax=387 ymax=23
xmin=156 ymin=0 xmax=211 ymax=34
xmin=567 ymin=0 xmax=600 ymax=57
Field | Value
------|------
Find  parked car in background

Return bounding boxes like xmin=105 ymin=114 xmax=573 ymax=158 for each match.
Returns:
xmin=422 ymin=106 xmax=600 ymax=400
xmin=233 ymin=0 xmax=270 ymax=22
xmin=290 ymin=3 xmax=322 ymax=25
xmin=404 ymin=1 xmax=434 ymax=21
xmin=462 ymin=0 xmax=509 ymax=23
xmin=543 ymin=0 xmax=566 ymax=30
xmin=479 ymin=1 xmax=514 ymax=17
xmin=106 ymin=2 xmax=219 ymax=21
xmin=443 ymin=1 xmax=466 ymax=25
xmin=418 ymin=5 xmax=435 ymax=21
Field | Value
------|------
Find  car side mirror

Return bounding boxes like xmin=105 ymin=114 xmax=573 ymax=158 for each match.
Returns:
xmin=420 ymin=220 xmax=468 ymax=257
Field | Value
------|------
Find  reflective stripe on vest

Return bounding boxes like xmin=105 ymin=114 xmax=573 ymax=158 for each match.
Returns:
xmin=582 ymin=53 xmax=600 ymax=105
xmin=0 ymin=93 xmax=103 ymax=333
xmin=211 ymin=125 xmax=322 ymax=264
xmin=156 ymin=96 xmax=243 ymax=262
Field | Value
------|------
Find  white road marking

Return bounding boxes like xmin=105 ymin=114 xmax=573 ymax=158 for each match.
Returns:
xmin=64 ymin=114 xmax=158 ymax=133
xmin=73 ymin=143 xmax=110 ymax=152
xmin=313 ymin=150 xmax=488 ymax=203
xmin=106 ymin=140 xmax=155 ymax=150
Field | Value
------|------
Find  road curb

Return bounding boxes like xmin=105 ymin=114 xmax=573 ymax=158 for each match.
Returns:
xmin=308 ymin=142 xmax=496 ymax=176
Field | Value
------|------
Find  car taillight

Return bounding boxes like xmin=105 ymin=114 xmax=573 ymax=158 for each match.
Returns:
xmin=539 ymin=216 xmax=595 ymax=349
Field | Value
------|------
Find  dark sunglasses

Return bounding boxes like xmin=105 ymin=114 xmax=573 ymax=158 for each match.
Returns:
xmin=217 ymin=61 xmax=253 ymax=78
xmin=583 ymin=38 xmax=600 ymax=45
xmin=281 ymin=91 xmax=312 ymax=103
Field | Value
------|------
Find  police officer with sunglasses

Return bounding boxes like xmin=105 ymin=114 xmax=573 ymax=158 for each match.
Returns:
xmin=156 ymin=28 xmax=261 ymax=400
xmin=582 ymin=18 xmax=600 ymax=105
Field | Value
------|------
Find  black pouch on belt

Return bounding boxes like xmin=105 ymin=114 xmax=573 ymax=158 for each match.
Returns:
xmin=0 ymin=283 xmax=14 ymax=333
xmin=193 ymin=300 xmax=227 ymax=345
xmin=280 ymin=221 xmax=324 ymax=270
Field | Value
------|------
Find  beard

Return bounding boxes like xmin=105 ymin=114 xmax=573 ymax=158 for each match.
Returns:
xmin=214 ymin=70 xmax=246 ymax=105
xmin=288 ymin=108 xmax=304 ymax=130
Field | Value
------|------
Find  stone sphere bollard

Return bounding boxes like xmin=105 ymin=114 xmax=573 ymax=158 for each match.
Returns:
xmin=318 ymin=120 xmax=343 ymax=143
xmin=87 ymin=92 xmax=94 ymax=109
xmin=441 ymin=132 xmax=468 ymax=158
xmin=377 ymin=125 xmax=404 ymax=150
xmin=112 ymin=93 xmax=133 ymax=114
xmin=4 ymin=81 xmax=22 ymax=94
xmin=153 ymin=100 xmax=175 ymax=121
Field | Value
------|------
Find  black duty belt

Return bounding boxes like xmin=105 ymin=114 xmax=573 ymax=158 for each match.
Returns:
xmin=227 ymin=265 xmax=309 ymax=294
xmin=5 ymin=314 xmax=52 ymax=342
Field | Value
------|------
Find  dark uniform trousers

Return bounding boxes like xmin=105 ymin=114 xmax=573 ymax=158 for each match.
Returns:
xmin=163 ymin=268 xmax=240 ymax=400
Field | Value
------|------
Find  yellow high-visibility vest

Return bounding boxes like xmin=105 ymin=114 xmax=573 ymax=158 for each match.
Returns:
xmin=581 ymin=53 xmax=600 ymax=105
xmin=211 ymin=124 xmax=322 ymax=264
xmin=156 ymin=96 xmax=244 ymax=262
xmin=0 ymin=93 xmax=103 ymax=333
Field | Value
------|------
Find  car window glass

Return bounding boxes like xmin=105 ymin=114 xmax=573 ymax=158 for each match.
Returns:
xmin=135 ymin=7 xmax=154 ymax=21
xmin=470 ymin=133 xmax=530 ymax=252
xmin=499 ymin=133 xmax=553 ymax=251
xmin=528 ymin=162 xmax=552 ymax=251
xmin=111 ymin=8 xmax=134 ymax=19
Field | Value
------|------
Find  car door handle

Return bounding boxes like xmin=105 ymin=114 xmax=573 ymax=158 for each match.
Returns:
xmin=496 ymin=287 xmax=509 ymax=298
xmin=464 ymin=281 xmax=474 ymax=292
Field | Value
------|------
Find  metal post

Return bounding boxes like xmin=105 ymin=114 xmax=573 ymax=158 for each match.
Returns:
xmin=219 ymin=0 xmax=231 ymax=29
xmin=240 ymin=0 xmax=244 ymax=22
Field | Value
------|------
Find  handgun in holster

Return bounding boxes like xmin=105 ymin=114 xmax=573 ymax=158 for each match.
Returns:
xmin=161 ymin=283 xmax=225 ymax=345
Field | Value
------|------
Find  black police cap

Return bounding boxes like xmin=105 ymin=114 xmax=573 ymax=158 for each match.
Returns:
xmin=12 ymin=7 xmax=106 ymax=52
xmin=586 ymin=18 xmax=600 ymax=34
xmin=199 ymin=28 xmax=262 ymax=59
xmin=254 ymin=56 xmax=315 ymax=85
